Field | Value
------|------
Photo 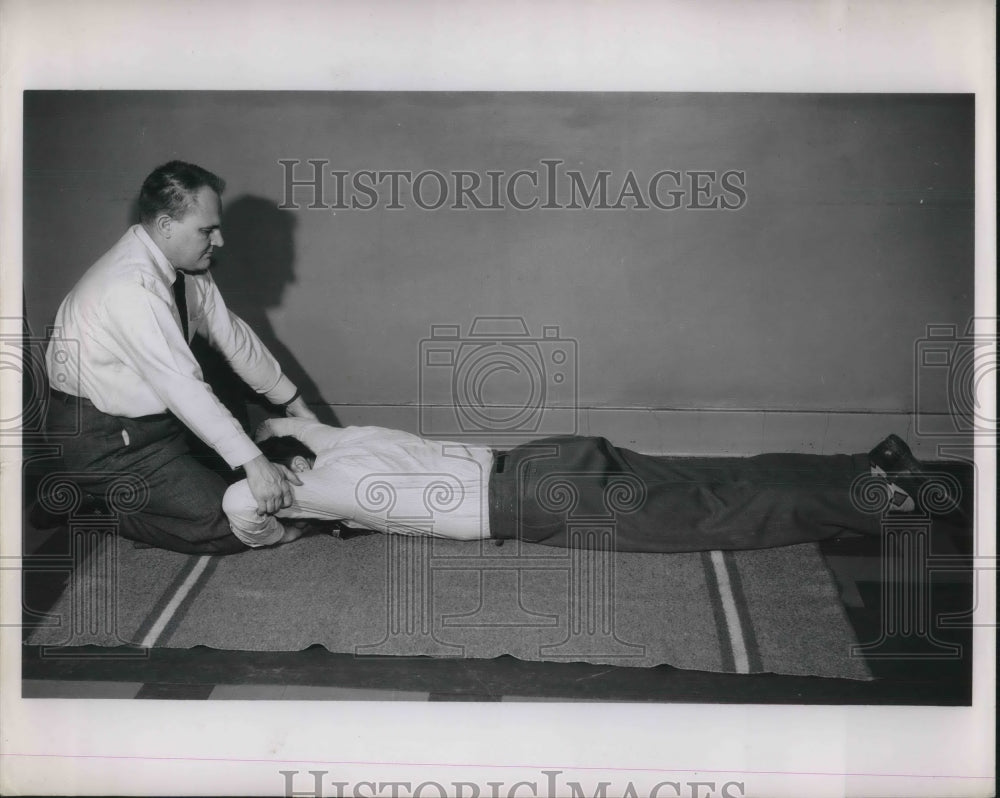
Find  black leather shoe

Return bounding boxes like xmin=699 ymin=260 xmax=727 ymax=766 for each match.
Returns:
xmin=27 ymin=501 xmax=67 ymax=530
xmin=869 ymin=434 xmax=966 ymax=519
xmin=868 ymin=434 xmax=925 ymax=477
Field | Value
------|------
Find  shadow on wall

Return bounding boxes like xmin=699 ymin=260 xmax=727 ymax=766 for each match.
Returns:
xmin=131 ymin=194 xmax=339 ymax=429
xmin=210 ymin=195 xmax=340 ymax=427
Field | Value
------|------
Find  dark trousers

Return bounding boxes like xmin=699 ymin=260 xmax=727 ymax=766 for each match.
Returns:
xmin=489 ymin=435 xmax=880 ymax=553
xmin=45 ymin=392 xmax=247 ymax=555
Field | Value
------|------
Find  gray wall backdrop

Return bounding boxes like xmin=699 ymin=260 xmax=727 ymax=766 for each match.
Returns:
xmin=23 ymin=92 xmax=974 ymax=454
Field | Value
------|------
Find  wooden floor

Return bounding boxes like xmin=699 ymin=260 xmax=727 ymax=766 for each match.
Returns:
xmin=19 ymin=465 xmax=975 ymax=705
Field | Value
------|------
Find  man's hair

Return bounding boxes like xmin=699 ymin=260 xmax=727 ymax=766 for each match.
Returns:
xmin=258 ymin=436 xmax=316 ymax=468
xmin=138 ymin=160 xmax=226 ymax=224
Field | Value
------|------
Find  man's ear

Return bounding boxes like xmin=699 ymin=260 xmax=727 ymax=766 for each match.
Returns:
xmin=290 ymin=455 xmax=311 ymax=473
xmin=153 ymin=213 xmax=173 ymax=239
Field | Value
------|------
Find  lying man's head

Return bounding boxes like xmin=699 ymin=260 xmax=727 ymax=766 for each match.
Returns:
xmin=258 ymin=436 xmax=316 ymax=473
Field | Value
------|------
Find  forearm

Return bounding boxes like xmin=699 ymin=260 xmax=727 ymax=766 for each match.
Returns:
xmin=164 ymin=382 xmax=261 ymax=469
xmin=199 ymin=287 xmax=298 ymax=405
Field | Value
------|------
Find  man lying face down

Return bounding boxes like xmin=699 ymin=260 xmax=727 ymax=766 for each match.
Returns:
xmin=222 ymin=418 xmax=943 ymax=553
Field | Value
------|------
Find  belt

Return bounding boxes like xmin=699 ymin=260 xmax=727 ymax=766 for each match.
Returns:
xmin=48 ymin=387 xmax=174 ymax=423
xmin=49 ymin=387 xmax=87 ymax=404
xmin=487 ymin=449 xmax=515 ymax=544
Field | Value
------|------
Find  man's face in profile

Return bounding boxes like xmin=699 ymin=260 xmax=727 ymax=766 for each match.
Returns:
xmin=163 ymin=186 xmax=224 ymax=273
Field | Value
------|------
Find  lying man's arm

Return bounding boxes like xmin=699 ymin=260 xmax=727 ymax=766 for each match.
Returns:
xmin=255 ymin=416 xmax=350 ymax=452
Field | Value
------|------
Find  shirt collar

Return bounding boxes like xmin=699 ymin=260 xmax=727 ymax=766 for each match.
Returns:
xmin=132 ymin=224 xmax=180 ymax=284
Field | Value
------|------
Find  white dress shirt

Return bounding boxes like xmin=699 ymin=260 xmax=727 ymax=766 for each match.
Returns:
xmin=222 ymin=419 xmax=495 ymax=547
xmin=45 ymin=225 xmax=297 ymax=468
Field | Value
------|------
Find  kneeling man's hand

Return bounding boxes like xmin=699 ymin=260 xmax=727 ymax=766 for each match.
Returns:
xmin=253 ymin=419 xmax=275 ymax=443
xmin=243 ymin=454 xmax=304 ymax=515
xmin=284 ymin=396 xmax=318 ymax=421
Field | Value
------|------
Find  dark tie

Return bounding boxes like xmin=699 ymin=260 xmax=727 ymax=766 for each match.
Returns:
xmin=172 ymin=272 xmax=189 ymax=341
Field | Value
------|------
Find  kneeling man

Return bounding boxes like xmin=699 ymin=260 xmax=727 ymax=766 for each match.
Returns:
xmin=223 ymin=419 xmax=941 ymax=553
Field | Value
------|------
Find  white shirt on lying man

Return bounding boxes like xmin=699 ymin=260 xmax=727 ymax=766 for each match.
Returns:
xmin=222 ymin=418 xmax=495 ymax=547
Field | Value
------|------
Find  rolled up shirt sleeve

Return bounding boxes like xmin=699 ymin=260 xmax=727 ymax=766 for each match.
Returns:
xmin=103 ymin=280 xmax=262 ymax=468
